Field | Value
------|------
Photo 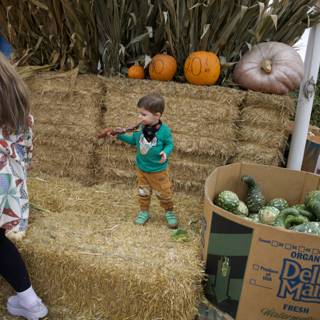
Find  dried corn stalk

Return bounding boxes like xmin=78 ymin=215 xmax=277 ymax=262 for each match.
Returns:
xmin=1 ymin=0 xmax=319 ymax=82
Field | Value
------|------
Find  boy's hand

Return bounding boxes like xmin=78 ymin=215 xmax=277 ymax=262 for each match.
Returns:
xmin=159 ymin=151 xmax=167 ymax=163
xmin=113 ymin=127 xmax=126 ymax=135
xmin=97 ymin=127 xmax=126 ymax=139
xmin=97 ymin=128 xmax=115 ymax=139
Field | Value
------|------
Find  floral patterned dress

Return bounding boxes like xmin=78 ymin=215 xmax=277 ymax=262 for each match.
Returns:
xmin=0 ymin=116 xmax=33 ymax=231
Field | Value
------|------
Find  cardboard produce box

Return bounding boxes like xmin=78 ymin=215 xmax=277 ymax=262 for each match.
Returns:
xmin=202 ymin=163 xmax=320 ymax=320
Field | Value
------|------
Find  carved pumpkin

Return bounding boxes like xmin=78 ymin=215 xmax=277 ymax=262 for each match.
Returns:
xmin=149 ymin=54 xmax=177 ymax=81
xmin=184 ymin=51 xmax=220 ymax=85
xmin=233 ymin=42 xmax=304 ymax=95
xmin=128 ymin=65 xmax=144 ymax=79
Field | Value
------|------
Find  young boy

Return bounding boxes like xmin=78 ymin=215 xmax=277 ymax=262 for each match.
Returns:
xmin=102 ymin=93 xmax=177 ymax=228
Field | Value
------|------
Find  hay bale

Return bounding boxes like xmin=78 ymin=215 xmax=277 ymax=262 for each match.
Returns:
xmin=238 ymin=125 xmax=286 ymax=149
xmin=233 ymin=91 xmax=294 ymax=165
xmin=240 ymin=107 xmax=284 ymax=127
xmin=102 ymin=77 xmax=243 ymax=103
xmin=14 ymin=174 xmax=204 ymax=320
xmin=232 ymin=143 xmax=284 ymax=166
xmin=26 ymin=71 xmax=107 ymax=184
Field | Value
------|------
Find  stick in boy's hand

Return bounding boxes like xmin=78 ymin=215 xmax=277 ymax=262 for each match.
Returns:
xmin=97 ymin=122 xmax=142 ymax=139
xmin=97 ymin=127 xmax=125 ymax=139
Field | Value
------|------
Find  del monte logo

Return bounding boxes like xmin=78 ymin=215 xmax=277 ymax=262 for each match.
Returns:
xmin=278 ymin=259 xmax=320 ymax=303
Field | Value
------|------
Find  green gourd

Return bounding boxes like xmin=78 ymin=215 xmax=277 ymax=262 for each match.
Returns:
xmin=275 ymin=208 xmax=310 ymax=229
xmin=291 ymin=222 xmax=320 ymax=235
xmin=304 ymin=190 xmax=320 ymax=205
xmin=243 ymin=213 xmax=260 ymax=223
xmin=249 ymin=213 xmax=260 ymax=223
xmin=268 ymin=198 xmax=289 ymax=211
xmin=292 ymin=204 xmax=306 ymax=210
xmin=292 ymin=204 xmax=315 ymax=220
xmin=233 ymin=200 xmax=249 ymax=216
xmin=304 ymin=190 xmax=320 ymax=220
xmin=214 ymin=191 xmax=239 ymax=212
xmin=241 ymin=175 xmax=266 ymax=213
xmin=285 ymin=215 xmax=309 ymax=229
xmin=259 ymin=206 xmax=280 ymax=225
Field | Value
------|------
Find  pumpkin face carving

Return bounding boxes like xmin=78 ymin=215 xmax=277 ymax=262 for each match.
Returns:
xmin=128 ymin=65 xmax=144 ymax=79
xmin=184 ymin=51 xmax=220 ymax=85
xmin=233 ymin=42 xmax=304 ymax=95
xmin=149 ymin=54 xmax=177 ymax=81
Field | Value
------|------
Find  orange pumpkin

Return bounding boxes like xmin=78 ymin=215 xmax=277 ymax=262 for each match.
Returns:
xmin=184 ymin=51 xmax=220 ymax=85
xmin=149 ymin=54 xmax=177 ymax=81
xmin=128 ymin=65 xmax=145 ymax=79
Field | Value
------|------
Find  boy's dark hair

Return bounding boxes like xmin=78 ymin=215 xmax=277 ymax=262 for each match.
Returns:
xmin=137 ymin=93 xmax=165 ymax=114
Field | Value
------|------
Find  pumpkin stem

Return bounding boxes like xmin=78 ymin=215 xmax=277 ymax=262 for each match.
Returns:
xmin=261 ymin=59 xmax=272 ymax=74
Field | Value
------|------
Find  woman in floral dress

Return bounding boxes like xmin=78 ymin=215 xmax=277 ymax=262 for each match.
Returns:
xmin=0 ymin=53 xmax=48 ymax=320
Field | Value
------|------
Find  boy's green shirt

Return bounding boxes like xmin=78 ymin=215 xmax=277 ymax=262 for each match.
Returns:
xmin=117 ymin=124 xmax=174 ymax=172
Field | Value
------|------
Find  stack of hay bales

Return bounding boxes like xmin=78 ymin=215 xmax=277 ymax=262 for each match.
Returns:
xmin=14 ymin=72 xmax=294 ymax=320
xmin=12 ymin=175 xmax=203 ymax=320
xmin=232 ymin=91 xmax=294 ymax=166
xmin=27 ymin=73 xmax=294 ymax=190
xmin=97 ymin=78 xmax=245 ymax=192
xmin=26 ymin=71 xmax=106 ymax=185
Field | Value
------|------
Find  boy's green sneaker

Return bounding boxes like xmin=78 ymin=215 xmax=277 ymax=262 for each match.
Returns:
xmin=135 ymin=211 xmax=150 ymax=225
xmin=165 ymin=211 xmax=178 ymax=229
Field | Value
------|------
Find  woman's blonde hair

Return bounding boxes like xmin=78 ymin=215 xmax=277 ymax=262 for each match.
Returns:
xmin=0 ymin=53 xmax=30 ymax=132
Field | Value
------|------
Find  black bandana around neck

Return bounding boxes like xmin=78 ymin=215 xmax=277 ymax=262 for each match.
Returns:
xmin=142 ymin=120 xmax=162 ymax=142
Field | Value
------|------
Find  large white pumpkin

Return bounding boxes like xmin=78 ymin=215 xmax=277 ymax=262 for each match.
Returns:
xmin=233 ymin=42 xmax=304 ymax=95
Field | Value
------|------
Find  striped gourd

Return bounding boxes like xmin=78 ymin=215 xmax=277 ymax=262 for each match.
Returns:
xmin=233 ymin=200 xmax=249 ymax=216
xmin=214 ymin=191 xmax=239 ymax=212
xmin=291 ymin=222 xmax=320 ymax=235
xmin=268 ymin=198 xmax=289 ymax=211
xmin=259 ymin=206 xmax=280 ymax=225
xmin=241 ymin=175 xmax=265 ymax=213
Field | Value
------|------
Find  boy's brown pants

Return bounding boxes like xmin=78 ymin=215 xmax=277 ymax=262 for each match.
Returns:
xmin=136 ymin=168 xmax=173 ymax=212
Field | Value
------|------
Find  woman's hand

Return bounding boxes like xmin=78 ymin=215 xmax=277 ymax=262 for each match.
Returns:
xmin=27 ymin=114 xmax=34 ymax=128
